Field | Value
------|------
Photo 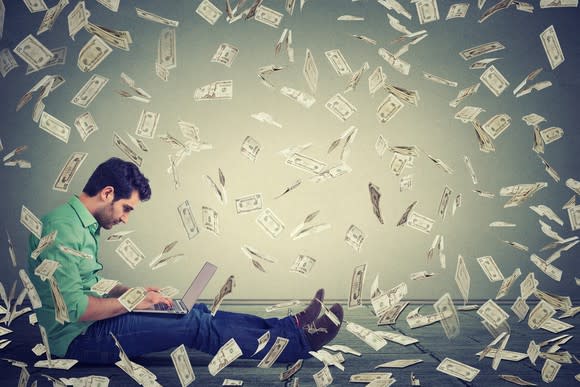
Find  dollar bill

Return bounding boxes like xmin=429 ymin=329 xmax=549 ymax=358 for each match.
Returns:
xmin=71 ymin=74 xmax=108 ymax=108
xmin=519 ymin=272 xmax=538 ymax=300
xmin=450 ymin=82 xmax=480 ymax=107
xmin=67 ymin=1 xmax=89 ymax=40
xmin=290 ymin=254 xmax=316 ymax=276
xmin=434 ymin=292 xmax=460 ymax=339
xmin=194 ymin=80 xmax=233 ymax=101
xmin=496 ymin=267 xmax=522 ymax=299
xmin=90 ymin=278 xmax=118 ymax=295
xmin=344 ymin=224 xmax=365 ymax=252
xmin=158 ymin=286 xmax=179 ymax=299
xmin=540 ymin=25 xmax=564 ymax=70
xmin=437 ymin=358 xmax=480 ymax=382
xmin=240 ymin=136 xmax=260 ymax=161
xmin=377 ymin=93 xmax=404 ymax=123
xmin=24 ymin=46 xmax=66 ymax=75
xmin=423 ymin=71 xmax=458 ymax=87
xmin=528 ymin=300 xmax=555 ymax=329
xmin=345 ymin=61 xmax=369 ymax=93
xmin=157 ymin=28 xmax=176 ymax=78
xmin=479 ymin=0 xmax=512 ymax=22
xmin=280 ymin=86 xmax=315 ymax=108
xmin=325 ymin=93 xmax=356 ymax=121
xmin=470 ymin=57 xmax=502 ymax=70
xmin=378 ymin=47 xmax=410 ymax=75
xmin=350 ymin=372 xmax=394 ymax=383
xmin=38 ymin=111 xmax=70 ymax=143
xmin=312 ymin=365 xmax=333 ymax=387
xmin=325 ymin=49 xmax=352 ymax=76
xmin=0 ymin=48 xmax=18 ymax=78
xmin=135 ymin=7 xmax=179 ymax=26
xmin=211 ymin=43 xmax=238 ymax=68
xmin=415 ymin=0 xmax=440 ymax=24
xmin=324 ymin=344 xmax=361 ymax=356
xmin=459 ymin=41 xmax=505 ymax=60
xmin=446 ymin=2 xmax=469 ymax=19
xmin=254 ymin=5 xmax=283 ymax=28
xmin=375 ymin=359 xmax=422 ymax=369
xmin=540 ymin=317 xmax=574 ymax=333
xmin=406 ymin=211 xmax=434 ymax=234
xmin=251 ymin=112 xmax=282 ymax=127
xmin=280 ymin=358 xmax=302 ymax=381
xmin=34 ymin=259 xmax=60 ymax=281
xmin=37 ymin=0 xmax=68 ymax=35
xmin=177 ymin=200 xmax=200 ymax=240
xmin=38 ymin=324 xmax=52 ymax=367
xmin=374 ymin=135 xmax=388 ymax=158
xmin=302 ymin=48 xmax=319 ymax=93
xmin=368 ymin=183 xmax=384 ymax=224
xmin=21 ymin=205 xmax=42 ymax=239
xmin=235 ymin=193 xmax=262 ymax=214
xmin=96 ymin=0 xmax=120 ymax=12
xmin=30 ymin=230 xmax=57 ymax=259
xmin=78 ymin=35 xmax=112 ymax=72
xmin=52 ymin=152 xmax=88 ymax=193
xmin=541 ymin=358 xmax=561 ymax=383
xmin=115 ymin=238 xmax=145 ymax=269
xmin=23 ymin=0 xmax=48 ymax=13
xmin=201 ymin=206 xmax=219 ymax=235
xmin=135 ymin=110 xmax=160 ymax=139
xmin=345 ymin=321 xmax=387 ymax=351
xmin=480 ymin=65 xmax=509 ymax=96
xmin=454 ymin=105 xmax=485 ymax=123
xmin=48 ymin=277 xmax=69 ymax=324
xmin=251 ymin=331 xmax=271 ymax=357
xmin=539 ymin=126 xmax=563 ymax=144
xmin=211 ymin=275 xmax=234 ymax=315
xmin=18 ymin=270 xmax=42 ymax=309
xmin=291 ymin=223 xmax=331 ymax=240
xmin=118 ymin=287 xmax=147 ymax=312
xmin=170 ymin=344 xmax=195 ymax=387
xmin=257 ymin=336 xmax=288 ymax=368
xmin=265 ymin=300 xmax=301 ymax=313
xmin=478 ymin=299 xmax=509 ymax=328
xmin=208 ymin=338 xmax=242 ymax=376
xmin=196 ymin=0 xmax=222 ymax=24
xmin=482 ymin=113 xmax=511 ymax=139
xmin=14 ymin=34 xmax=54 ymax=70
xmin=256 ymin=208 xmax=285 ymax=238
xmin=348 ymin=263 xmax=367 ymax=309
xmin=530 ymin=253 xmax=562 ymax=281
xmin=73 ymin=112 xmax=98 ymax=142
xmin=222 ymin=379 xmax=244 ymax=386
xmin=367 ymin=66 xmax=386 ymax=95
xmin=285 ymin=153 xmax=327 ymax=174
xmin=84 ymin=21 xmax=131 ymax=51
xmin=112 ymin=132 xmax=143 ymax=167
xmin=476 ymin=256 xmax=504 ymax=282
xmin=437 ymin=186 xmax=452 ymax=220
xmin=59 ymin=245 xmax=93 ymax=260
xmin=455 ymin=255 xmax=470 ymax=304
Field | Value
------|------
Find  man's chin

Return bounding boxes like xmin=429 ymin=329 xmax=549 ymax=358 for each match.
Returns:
xmin=103 ymin=223 xmax=114 ymax=230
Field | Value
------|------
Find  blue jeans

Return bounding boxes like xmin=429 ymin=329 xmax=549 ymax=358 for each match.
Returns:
xmin=65 ymin=303 xmax=313 ymax=364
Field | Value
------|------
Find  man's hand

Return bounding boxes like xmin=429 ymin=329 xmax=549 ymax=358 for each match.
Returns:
xmin=133 ymin=289 xmax=173 ymax=310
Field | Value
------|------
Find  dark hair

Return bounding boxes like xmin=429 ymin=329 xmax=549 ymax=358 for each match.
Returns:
xmin=83 ymin=157 xmax=151 ymax=201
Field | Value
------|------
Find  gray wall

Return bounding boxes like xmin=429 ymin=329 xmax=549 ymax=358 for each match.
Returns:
xmin=1 ymin=0 xmax=579 ymax=302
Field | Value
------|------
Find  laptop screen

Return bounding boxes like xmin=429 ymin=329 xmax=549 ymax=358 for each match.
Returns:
xmin=181 ymin=261 xmax=218 ymax=309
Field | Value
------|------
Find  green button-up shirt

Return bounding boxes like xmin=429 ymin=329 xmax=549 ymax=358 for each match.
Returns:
xmin=28 ymin=196 xmax=104 ymax=357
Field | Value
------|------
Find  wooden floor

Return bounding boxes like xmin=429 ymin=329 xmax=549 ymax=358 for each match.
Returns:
xmin=0 ymin=302 xmax=578 ymax=386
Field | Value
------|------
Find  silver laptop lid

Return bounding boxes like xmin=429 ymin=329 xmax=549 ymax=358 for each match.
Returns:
xmin=181 ymin=261 xmax=217 ymax=309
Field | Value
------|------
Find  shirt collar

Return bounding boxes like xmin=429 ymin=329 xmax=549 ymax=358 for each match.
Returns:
xmin=68 ymin=196 xmax=100 ymax=234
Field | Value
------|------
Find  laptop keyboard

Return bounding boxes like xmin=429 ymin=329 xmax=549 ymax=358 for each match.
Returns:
xmin=154 ymin=303 xmax=174 ymax=311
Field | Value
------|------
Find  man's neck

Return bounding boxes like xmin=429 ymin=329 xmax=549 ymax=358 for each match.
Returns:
xmin=78 ymin=192 xmax=98 ymax=217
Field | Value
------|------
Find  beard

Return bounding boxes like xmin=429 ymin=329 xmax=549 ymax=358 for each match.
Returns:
xmin=94 ymin=204 xmax=117 ymax=229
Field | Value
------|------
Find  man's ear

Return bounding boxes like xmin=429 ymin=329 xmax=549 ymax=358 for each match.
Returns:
xmin=100 ymin=186 xmax=115 ymax=202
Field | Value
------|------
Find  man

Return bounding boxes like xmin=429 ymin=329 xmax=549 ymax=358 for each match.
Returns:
xmin=28 ymin=157 xmax=343 ymax=364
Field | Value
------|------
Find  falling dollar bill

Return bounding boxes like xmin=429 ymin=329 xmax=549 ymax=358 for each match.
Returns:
xmin=434 ymin=292 xmax=460 ymax=339
xmin=21 ymin=205 xmax=42 ymax=239
xmin=177 ymin=200 xmax=200 ymax=240
xmin=290 ymin=254 xmax=316 ymax=276
xmin=208 ymin=338 xmax=242 ymax=376
xmin=135 ymin=7 xmax=179 ymax=26
xmin=115 ymin=238 xmax=145 ymax=269
xmin=14 ymin=34 xmax=54 ymax=70
xmin=256 ymin=208 xmax=285 ymax=238
xmin=118 ymin=287 xmax=147 ymax=312
xmin=437 ymin=358 xmax=480 ymax=382
xmin=171 ymin=344 xmax=195 ymax=387
xmin=211 ymin=275 xmax=235 ymax=316
xmin=325 ymin=93 xmax=357 ymax=121
xmin=540 ymin=25 xmax=564 ymax=70
xmin=52 ymin=152 xmax=88 ymax=192
xmin=196 ymin=0 xmax=222 ymax=25
xmin=30 ymin=230 xmax=57 ymax=259
xmin=112 ymin=132 xmax=143 ymax=167
xmin=349 ymin=263 xmax=367 ymax=308
xmin=257 ymin=337 xmax=289 ymax=368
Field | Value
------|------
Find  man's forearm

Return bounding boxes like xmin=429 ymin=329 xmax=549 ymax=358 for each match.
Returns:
xmin=79 ymin=296 xmax=127 ymax=322
xmin=107 ymin=283 xmax=131 ymax=298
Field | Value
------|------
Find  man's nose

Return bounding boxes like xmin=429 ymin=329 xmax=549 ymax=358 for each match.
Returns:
xmin=120 ymin=214 xmax=128 ymax=224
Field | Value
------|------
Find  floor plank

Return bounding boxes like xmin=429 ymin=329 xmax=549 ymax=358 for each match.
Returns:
xmin=0 ymin=302 xmax=578 ymax=386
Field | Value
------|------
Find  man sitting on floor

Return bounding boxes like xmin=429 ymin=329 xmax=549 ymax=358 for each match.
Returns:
xmin=27 ymin=157 xmax=343 ymax=364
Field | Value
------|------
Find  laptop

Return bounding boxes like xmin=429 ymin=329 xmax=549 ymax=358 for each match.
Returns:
xmin=133 ymin=261 xmax=217 ymax=315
